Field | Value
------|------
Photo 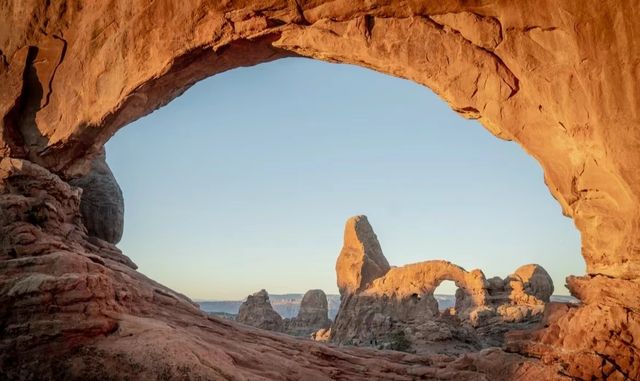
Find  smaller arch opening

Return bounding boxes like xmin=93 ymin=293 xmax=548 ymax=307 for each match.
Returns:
xmin=433 ymin=280 xmax=458 ymax=313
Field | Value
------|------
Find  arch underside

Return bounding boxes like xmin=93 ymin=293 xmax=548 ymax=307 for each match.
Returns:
xmin=0 ymin=1 xmax=639 ymax=379
xmin=366 ymin=260 xmax=489 ymax=307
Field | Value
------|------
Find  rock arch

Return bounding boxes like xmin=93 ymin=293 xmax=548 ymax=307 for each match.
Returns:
xmin=365 ymin=260 xmax=489 ymax=316
xmin=1 ymin=1 xmax=638 ymax=379
xmin=331 ymin=216 xmax=559 ymax=350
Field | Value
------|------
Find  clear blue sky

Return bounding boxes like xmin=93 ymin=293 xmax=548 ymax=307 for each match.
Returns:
xmin=105 ymin=58 xmax=583 ymax=300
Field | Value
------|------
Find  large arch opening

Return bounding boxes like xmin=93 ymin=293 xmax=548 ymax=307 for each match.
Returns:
xmin=97 ymin=58 xmax=583 ymax=355
xmin=434 ymin=280 xmax=457 ymax=312
xmin=103 ymin=58 xmax=582 ymax=304
xmin=1 ymin=2 xmax=637 ymax=379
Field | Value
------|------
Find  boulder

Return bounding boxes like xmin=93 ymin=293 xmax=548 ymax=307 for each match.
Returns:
xmin=1 ymin=0 xmax=639 ymax=378
xmin=312 ymin=327 xmax=331 ymax=342
xmin=69 ymin=150 xmax=124 ymax=244
xmin=507 ymin=264 xmax=554 ymax=304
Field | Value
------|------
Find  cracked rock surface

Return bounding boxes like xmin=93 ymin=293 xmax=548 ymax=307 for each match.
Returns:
xmin=1 ymin=1 xmax=639 ymax=379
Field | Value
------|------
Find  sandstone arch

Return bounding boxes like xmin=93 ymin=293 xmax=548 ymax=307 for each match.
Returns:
xmin=368 ymin=260 xmax=488 ymax=309
xmin=331 ymin=216 xmax=557 ymax=351
xmin=2 ymin=1 xmax=637 ymax=280
xmin=1 ymin=1 xmax=639 ymax=379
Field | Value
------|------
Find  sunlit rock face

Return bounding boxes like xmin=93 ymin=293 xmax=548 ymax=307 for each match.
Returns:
xmin=336 ymin=215 xmax=390 ymax=296
xmin=0 ymin=0 xmax=638 ymax=379
xmin=330 ymin=216 xmax=557 ymax=354
xmin=236 ymin=289 xmax=284 ymax=331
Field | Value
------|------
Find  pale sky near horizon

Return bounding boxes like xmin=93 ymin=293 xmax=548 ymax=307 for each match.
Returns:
xmin=105 ymin=58 xmax=583 ymax=300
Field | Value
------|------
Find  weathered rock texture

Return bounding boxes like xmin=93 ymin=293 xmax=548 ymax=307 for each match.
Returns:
xmin=237 ymin=288 xmax=333 ymax=338
xmin=284 ymin=289 xmax=333 ymax=337
xmin=236 ymin=289 xmax=284 ymax=331
xmin=331 ymin=216 xmax=558 ymax=355
xmin=0 ymin=1 xmax=638 ymax=379
xmin=69 ymin=150 xmax=124 ymax=244
xmin=508 ymin=264 xmax=554 ymax=305
xmin=336 ymin=215 xmax=390 ymax=296
xmin=312 ymin=327 xmax=332 ymax=342
xmin=3 ymin=158 xmax=569 ymax=380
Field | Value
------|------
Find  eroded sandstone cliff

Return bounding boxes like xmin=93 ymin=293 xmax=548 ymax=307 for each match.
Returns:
xmin=1 ymin=0 xmax=638 ymax=379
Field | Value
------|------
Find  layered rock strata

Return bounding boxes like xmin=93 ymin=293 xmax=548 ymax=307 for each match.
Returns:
xmin=1 ymin=0 xmax=638 ymax=379
xmin=1 ymin=158 xmax=568 ymax=380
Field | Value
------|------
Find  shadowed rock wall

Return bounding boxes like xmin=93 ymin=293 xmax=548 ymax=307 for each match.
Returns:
xmin=69 ymin=150 xmax=124 ymax=244
xmin=236 ymin=289 xmax=285 ymax=331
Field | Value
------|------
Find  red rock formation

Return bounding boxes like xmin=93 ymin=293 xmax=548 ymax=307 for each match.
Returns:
xmin=336 ymin=215 xmax=390 ymax=296
xmin=507 ymin=264 xmax=554 ymax=305
xmin=285 ymin=289 xmax=333 ymax=337
xmin=331 ymin=216 xmax=557 ymax=354
xmin=0 ymin=1 xmax=638 ymax=379
xmin=236 ymin=289 xmax=284 ymax=331
xmin=236 ymin=289 xmax=333 ymax=337
xmin=7 ymin=157 xmax=562 ymax=380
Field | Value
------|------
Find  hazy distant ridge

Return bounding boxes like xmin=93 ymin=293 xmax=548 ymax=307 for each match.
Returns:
xmin=198 ymin=294 xmax=579 ymax=319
